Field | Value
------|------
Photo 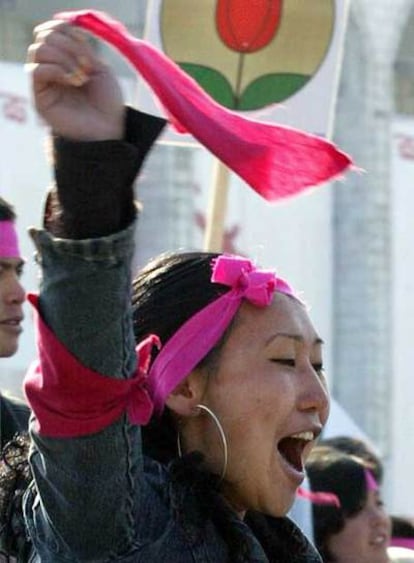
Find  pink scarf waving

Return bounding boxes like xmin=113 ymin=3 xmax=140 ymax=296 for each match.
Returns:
xmin=56 ymin=9 xmax=353 ymax=202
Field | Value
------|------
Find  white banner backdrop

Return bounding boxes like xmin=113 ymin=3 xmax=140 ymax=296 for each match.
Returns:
xmin=390 ymin=115 xmax=414 ymax=515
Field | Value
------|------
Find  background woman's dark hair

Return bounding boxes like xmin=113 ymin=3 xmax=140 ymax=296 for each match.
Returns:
xmin=320 ymin=435 xmax=383 ymax=484
xmin=0 ymin=197 xmax=16 ymax=221
xmin=306 ymin=445 xmax=368 ymax=562
xmin=391 ymin=515 xmax=414 ymax=538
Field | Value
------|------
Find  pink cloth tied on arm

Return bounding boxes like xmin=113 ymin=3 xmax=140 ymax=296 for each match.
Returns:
xmin=147 ymin=255 xmax=294 ymax=413
xmin=24 ymin=293 xmax=157 ymax=437
xmin=0 ymin=220 xmax=21 ymax=258
xmin=55 ymin=9 xmax=353 ymax=202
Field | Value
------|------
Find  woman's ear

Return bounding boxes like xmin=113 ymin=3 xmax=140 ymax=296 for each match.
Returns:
xmin=165 ymin=370 xmax=206 ymax=417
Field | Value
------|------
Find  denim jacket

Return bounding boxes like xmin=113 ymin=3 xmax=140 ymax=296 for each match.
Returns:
xmin=23 ymin=226 xmax=322 ymax=563
xmin=23 ymin=110 xmax=322 ymax=563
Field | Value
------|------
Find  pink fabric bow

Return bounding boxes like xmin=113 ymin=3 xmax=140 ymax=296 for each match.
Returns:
xmin=147 ymin=255 xmax=293 ymax=413
xmin=212 ymin=255 xmax=291 ymax=306
xmin=55 ymin=9 xmax=353 ymax=202
xmin=24 ymin=294 xmax=156 ymax=437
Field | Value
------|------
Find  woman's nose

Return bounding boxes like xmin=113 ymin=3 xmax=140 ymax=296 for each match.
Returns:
xmin=4 ymin=275 xmax=25 ymax=305
xmin=297 ymin=363 xmax=330 ymax=421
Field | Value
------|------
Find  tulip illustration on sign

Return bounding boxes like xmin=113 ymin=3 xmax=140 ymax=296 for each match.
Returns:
xmin=159 ymin=0 xmax=335 ymax=110
xmin=216 ymin=0 xmax=282 ymax=107
xmin=215 ymin=0 xmax=282 ymax=53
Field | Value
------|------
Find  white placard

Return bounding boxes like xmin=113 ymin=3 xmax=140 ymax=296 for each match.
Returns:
xmin=141 ymin=0 xmax=350 ymax=140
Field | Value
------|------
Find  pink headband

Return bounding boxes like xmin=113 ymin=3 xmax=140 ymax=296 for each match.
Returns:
xmin=364 ymin=469 xmax=379 ymax=492
xmin=147 ymin=255 xmax=294 ymax=413
xmin=390 ymin=538 xmax=414 ymax=550
xmin=0 ymin=220 xmax=20 ymax=258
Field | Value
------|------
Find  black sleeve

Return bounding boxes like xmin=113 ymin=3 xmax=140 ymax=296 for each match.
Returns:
xmin=44 ymin=107 xmax=166 ymax=239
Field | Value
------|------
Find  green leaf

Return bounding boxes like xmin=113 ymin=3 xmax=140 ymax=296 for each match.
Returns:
xmin=239 ymin=73 xmax=310 ymax=110
xmin=178 ymin=62 xmax=236 ymax=109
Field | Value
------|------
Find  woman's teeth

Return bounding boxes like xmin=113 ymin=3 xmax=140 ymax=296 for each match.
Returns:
xmin=289 ymin=431 xmax=314 ymax=441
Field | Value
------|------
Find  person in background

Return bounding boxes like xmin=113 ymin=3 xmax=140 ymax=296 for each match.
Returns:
xmin=306 ymin=444 xmax=391 ymax=562
xmin=319 ymin=436 xmax=414 ymax=562
xmin=0 ymin=197 xmax=25 ymax=361
xmin=321 ymin=435 xmax=383 ymax=484
xmin=0 ymin=197 xmax=32 ymax=561
xmin=22 ymin=19 xmax=330 ymax=562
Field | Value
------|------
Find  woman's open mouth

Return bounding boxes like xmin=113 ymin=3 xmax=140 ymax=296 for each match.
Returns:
xmin=277 ymin=431 xmax=317 ymax=481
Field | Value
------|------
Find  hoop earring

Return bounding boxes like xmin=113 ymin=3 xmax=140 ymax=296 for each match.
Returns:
xmin=177 ymin=403 xmax=228 ymax=481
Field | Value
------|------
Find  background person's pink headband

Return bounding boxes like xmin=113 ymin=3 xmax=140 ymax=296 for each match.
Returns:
xmin=364 ymin=468 xmax=379 ymax=492
xmin=0 ymin=220 xmax=21 ymax=258
xmin=146 ymin=255 xmax=295 ymax=413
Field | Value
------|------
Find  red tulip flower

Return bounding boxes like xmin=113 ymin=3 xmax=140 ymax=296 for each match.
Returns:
xmin=216 ymin=0 xmax=283 ymax=53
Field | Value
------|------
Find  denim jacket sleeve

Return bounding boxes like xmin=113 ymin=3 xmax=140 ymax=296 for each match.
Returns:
xmin=24 ymin=110 xmax=166 ymax=562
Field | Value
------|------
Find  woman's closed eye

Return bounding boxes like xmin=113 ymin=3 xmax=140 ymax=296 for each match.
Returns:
xmin=270 ymin=358 xmax=295 ymax=367
xmin=271 ymin=359 xmax=325 ymax=378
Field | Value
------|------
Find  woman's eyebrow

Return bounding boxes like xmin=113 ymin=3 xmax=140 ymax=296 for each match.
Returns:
xmin=265 ymin=333 xmax=325 ymax=346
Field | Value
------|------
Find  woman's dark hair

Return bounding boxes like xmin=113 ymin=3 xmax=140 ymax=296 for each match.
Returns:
xmin=0 ymin=197 xmax=16 ymax=221
xmin=132 ymin=251 xmax=230 ymax=461
xmin=132 ymin=251 xmax=226 ymax=363
xmin=306 ymin=445 xmax=369 ymax=562
xmin=132 ymin=251 xmax=251 ymax=560
xmin=391 ymin=515 xmax=414 ymax=538
xmin=131 ymin=251 xmax=305 ymax=561
xmin=320 ymin=435 xmax=383 ymax=483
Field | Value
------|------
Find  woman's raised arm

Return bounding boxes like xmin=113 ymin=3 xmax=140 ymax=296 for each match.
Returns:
xmin=24 ymin=20 xmax=165 ymax=561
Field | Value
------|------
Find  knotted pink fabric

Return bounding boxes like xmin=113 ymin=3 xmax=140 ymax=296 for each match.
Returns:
xmin=0 ymin=220 xmax=20 ymax=258
xmin=24 ymin=293 xmax=156 ymax=437
xmin=56 ymin=9 xmax=353 ymax=202
xmin=147 ymin=255 xmax=293 ymax=412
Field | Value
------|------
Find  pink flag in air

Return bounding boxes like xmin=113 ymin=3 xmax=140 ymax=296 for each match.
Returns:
xmin=55 ymin=10 xmax=353 ymax=202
